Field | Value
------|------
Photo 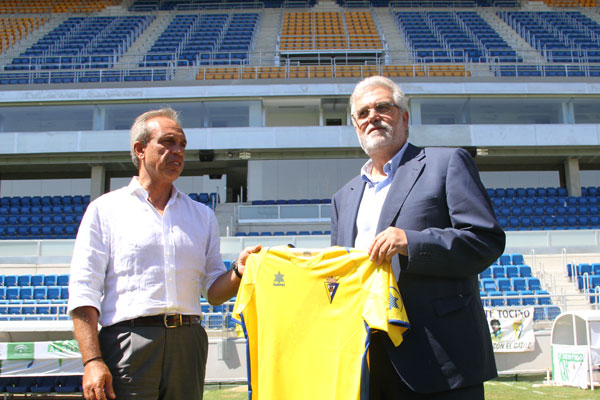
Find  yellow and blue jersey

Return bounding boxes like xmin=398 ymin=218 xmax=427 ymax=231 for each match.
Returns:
xmin=233 ymin=246 xmax=410 ymax=400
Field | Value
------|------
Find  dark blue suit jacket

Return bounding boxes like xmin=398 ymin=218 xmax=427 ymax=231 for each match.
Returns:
xmin=331 ymin=143 xmax=505 ymax=393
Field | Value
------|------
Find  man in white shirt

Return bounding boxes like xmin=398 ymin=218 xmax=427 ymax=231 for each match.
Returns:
xmin=68 ymin=107 xmax=259 ymax=400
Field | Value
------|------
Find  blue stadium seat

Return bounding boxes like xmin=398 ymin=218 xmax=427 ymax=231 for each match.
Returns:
xmin=520 ymin=290 xmax=535 ymax=305
xmin=0 ymin=286 xmax=6 ymax=300
xmin=488 ymin=291 xmax=504 ymax=306
xmin=54 ymin=375 xmax=82 ymax=393
xmin=505 ymin=290 xmax=520 ymax=306
xmin=31 ymin=274 xmax=45 ymax=286
xmin=479 ymin=267 xmax=491 ymax=279
xmin=17 ymin=274 xmax=32 ymax=286
xmin=526 ymin=277 xmax=541 ymax=291
xmin=480 ymin=278 xmax=496 ymax=292
xmin=4 ymin=274 xmax=18 ymax=286
xmin=535 ymin=290 xmax=551 ymax=305
xmin=491 ymin=265 xmax=505 ymax=278
xmin=518 ymin=265 xmax=532 ymax=277
xmin=505 ymin=265 xmax=518 ymax=278
xmin=19 ymin=286 xmax=33 ymax=300
xmin=497 ymin=277 xmax=511 ymax=292
xmin=60 ymin=286 xmax=69 ymax=299
xmin=57 ymin=274 xmax=69 ymax=286
xmin=511 ymin=277 xmax=526 ymax=291
xmin=44 ymin=274 xmax=57 ymax=286
xmin=33 ymin=286 xmax=47 ymax=300
xmin=30 ymin=376 xmax=56 ymax=393
xmin=6 ymin=287 xmax=20 ymax=300
xmin=47 ymin=286 xmax=61 ymax=300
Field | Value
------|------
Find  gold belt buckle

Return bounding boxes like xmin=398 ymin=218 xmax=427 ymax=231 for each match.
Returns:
xmin=164 ymin=313 xmax=182 ymax=328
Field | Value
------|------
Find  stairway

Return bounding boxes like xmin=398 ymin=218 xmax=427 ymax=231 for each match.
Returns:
xmin=373 ymin=7 xmax=411 ymax=64
xmin=249 ymin=8 xmax=281 ymax=66
xmin=115 ymin=12 xmax=174 ymax=70
xmin=525 ymin=252 xmax=598 ymax=312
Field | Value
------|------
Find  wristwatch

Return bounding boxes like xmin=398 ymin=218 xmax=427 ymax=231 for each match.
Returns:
xmin=232 ymin=260 xmax=242 ymax=279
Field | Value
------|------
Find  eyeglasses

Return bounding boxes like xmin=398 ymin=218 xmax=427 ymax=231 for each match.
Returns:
xmin=352 ymin=102 xmax=400 ymax=124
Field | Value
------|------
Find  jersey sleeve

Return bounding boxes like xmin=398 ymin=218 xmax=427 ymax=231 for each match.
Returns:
xmin=363 ymin=261 xmax=410 ymax=347
xmin=232 ymin=249 xmax=264 ymax=321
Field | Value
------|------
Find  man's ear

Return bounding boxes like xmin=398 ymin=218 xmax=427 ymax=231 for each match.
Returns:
xmin=133 ymin=141 xmax=146 ymax=163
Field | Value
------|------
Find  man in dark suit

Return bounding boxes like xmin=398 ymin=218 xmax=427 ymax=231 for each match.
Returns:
xmin=331 ymin=76 xmax=505 ymax=399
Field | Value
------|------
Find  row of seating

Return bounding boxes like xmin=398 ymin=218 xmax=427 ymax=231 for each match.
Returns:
xmin=0 ymin=286 xmax=69 ymax=301
xmin=481 ymin=277 xmax=541 ymax=292
xmin=0 ymin=0 xmax=117 ymax=14
xmin=128 ymin=0 xmax=313 ymax=10
xmin=498 ymin=215 xmax=600 ymax=231
xmin=234 ymin=230 xmax=330 ymax=237
xmin=0 ymin=299 xmax=67 ymax=319
xmin=0 ymin=192 xmax=218 ymax=240
xmin=250 ymin=198 xmax=330 ymax=205
xmin=0 ymin=376 xmax=82 ymax=394
xmin=481 ymin=289 xmax=550 ymax=306
xmin=492 ymin=64 xmax=600 ymax=77
xmin=498 ymin=11 xmax=600 ymax=63
xmin=0 ymin=195 xmax=89 ymax=207
xmin=492 ymin=253 xmax=524 ymax=265
xmin=480 ymin=264 xmax=532 ymax=278
xmin=566 ymin=262 xmax=600 ymax=278
xmin=488 ymin=186 xmax=600 ymax=198
xmin=0 ymin=274 xmax=69 ymax=287
xmin=196 ymin=64 xmax=470 ymax=80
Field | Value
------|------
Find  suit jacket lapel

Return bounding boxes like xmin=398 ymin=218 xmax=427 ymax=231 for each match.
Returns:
xmin=342 ymin=175 xmax=365 ymax=247
xmin=376 ymin=144 xmax=425 ymax=233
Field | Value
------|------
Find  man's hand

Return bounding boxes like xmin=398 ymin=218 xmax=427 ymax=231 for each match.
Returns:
xmin=368 ymin=227 xmax=408 ymax=265
xmin=82 ymin=359 xmax=115 ymax=400
xmin=235 ymin=244 xmax=262 ymax=275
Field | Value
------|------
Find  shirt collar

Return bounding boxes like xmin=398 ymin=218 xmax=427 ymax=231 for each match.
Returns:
xmin=127 ymin=177 xmax=181 ymax=203
xmin=360 ymin=141 xmax=409 ymax=186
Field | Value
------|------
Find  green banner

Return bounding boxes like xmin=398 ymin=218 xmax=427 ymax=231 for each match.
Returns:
xmin=7 ymin=343 xmax=35 ymax=360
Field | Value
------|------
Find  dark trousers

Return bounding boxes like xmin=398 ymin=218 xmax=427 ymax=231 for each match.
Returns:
xmin=369 ymin=333 xmax=485 ymax=400
xmin=99 ymin=323 xmax=208 ymax=399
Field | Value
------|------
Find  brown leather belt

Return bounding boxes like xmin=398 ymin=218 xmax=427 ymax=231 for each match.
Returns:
xmin=111 ymin=314 xmax=202 ymax=329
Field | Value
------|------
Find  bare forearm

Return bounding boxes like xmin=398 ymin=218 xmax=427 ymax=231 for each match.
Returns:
xmin=71 ymin=306 xmax=102 ymax=362
xmin=207 ymin=269 xmax=240 ymax=305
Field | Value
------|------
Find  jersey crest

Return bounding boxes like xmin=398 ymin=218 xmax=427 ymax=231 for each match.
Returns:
xmin=324 ymin=276 xmax=339 ymax=304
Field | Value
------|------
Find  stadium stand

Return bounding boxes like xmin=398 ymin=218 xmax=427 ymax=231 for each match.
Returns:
xmin=0 ymin=0 xmax=599 ymax=388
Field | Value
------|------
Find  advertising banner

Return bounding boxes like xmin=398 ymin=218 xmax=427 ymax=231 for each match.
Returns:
xmin=0 ymin=340 xmax=82 ymax=377
xmin=485 ymin=307 xmax=535 ymax=352
xmin=552 ymin=344 xmax=590 ymax=389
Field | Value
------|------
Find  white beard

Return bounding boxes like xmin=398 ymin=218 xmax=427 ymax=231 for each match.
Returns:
xmin=359 ymin=121 xmax=406 ymax=157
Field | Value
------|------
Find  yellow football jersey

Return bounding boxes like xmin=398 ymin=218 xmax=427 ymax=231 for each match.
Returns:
xmin=233 ymin=246 xmax=409 ymax=400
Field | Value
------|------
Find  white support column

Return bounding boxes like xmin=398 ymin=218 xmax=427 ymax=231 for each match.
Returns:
xmin=564 ymin=157 xmax=581 ymax=197
xmin=90 ymin=165 xmax=106 ymax=201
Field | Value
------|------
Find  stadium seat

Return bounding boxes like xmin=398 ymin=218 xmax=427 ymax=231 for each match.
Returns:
xmin=19 ymin=286 xmax=33 ymax=300
xmin=511 ymin=277 xmax=526 ymax=291
xmin=44 ymin=274 xmax=57 ymax=286
xmin=61 ymin=286 xmax=69 ymax=299
xmin=47 ymin=286 xmax=61 ymax=300
xmin=505 ymin=265 xmax=518 ymax=278
xmin=30 ymin=376 xmax=56 ymax=393
xmin=526 ymin=277 xmax=542 ymax=291
xmin=488 ymin=291 xmax=504 ymax=306
xmin=31 ymin=274 xmax=45 ymax=286
xmin=491 ymin=265 xmax=505 ymax=278
xmin=520 ymin=290 xmax=535 ymax=305
xmin=497 ymin=277 xmax=511 ymax=291
xmin=479 ymin=267 xmax=491 ymax=279
xmin=535 ymin=290 xmax=551 ymax=305
xmin=57 ymin=274 xmax=69 ymax=286
xmin=518 ymin=265 xmax=532 ymax=277
xmin=505 ymin=290 xmax=520 ymax=306
xmin=480 ymin=278 xmax=496 ymax=292
xmin=0 ymin=286 xmax=6 ymax=300
xmin=6 ymin=287 xmax=20 ymax=300
xmin=54 ymin=375 xmax=82 ymax=393
xmin=4 ymin=274 xmax=18 ymax=286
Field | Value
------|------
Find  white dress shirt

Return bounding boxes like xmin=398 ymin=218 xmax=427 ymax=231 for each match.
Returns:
xmin=355 ymin=143 xmax=408 ymax=278
xmin=67 ymin=177 xmax=226 ymax=327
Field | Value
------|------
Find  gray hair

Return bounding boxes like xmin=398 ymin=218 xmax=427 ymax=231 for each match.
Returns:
xmin=349 ymin=76 xmax=409 ymax=116
xmin=129 ymin=107 xmax=181 ymax=168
